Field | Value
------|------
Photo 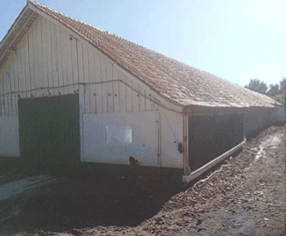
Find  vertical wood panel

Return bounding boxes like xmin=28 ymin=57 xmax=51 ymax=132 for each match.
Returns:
xmin=71 ymin=38 xmax=79 ymax=94
xmin=4 ymin=62 xmax=9 ymax=116
xmin=11 ymin=53 xmax=18 ymax=116
xmin=82 ymin=44 xmax=89 ymax=113
xmin=27 ymin=25 xmax=34 ymax=94
xmin=8 ymin=63 xmax=12 ymax=116
xmin=150 ymin=96 xmax=155 ymax=111
xmin=154 ymin=98 xmax=159 ymax=111
xmin=3 ymin=64 xmax=9 ymax=116
xmin=77 ymin=41 xmax=84 ymax=84
xmin=93 ymin=51 xmax=102 ymax=113
xmin=33 ymin=18 xmax=39 ymax=96
xmin=0 ymin=70 xmax=3 ymax=116
xmin=8 ymin=58 xmax=14 ymax=115
xmin=88 ymin=49 xmax=95 ymax=114
xmin=0 ymin=70 xmax=2 ymax=116
xmin=55 ymin=25 xmax=63 ymax=95
xmin=100 ymin=55 xmax=108 ymax=114
xmin=60 ymin=28 xmax=68 ymax=94
xmin=36 ymin=17 xmax=43 ymax=96
xmin=14 ymin=49 xmax=20 ymax=114
xmin=132 ymin=80 xmax=139 ymax=112
xmin=24 ymin=34 xmax=31 ymax=97
xmin=113 ymin=67 xmax=119 ymax=113
xmin=51 ymin=22 xmax=58 ymax=95
xmin=0 ymin=69 xmax=5 ymax=116
xmin=41 ymin=18 xmax=49 ymax=95
xmin=146 ymin=91 xmax=151 ymax=111
xmin=8 ymin=57 xmax=14 ymax=115
xmin=118 ymin=70 xmax=125 ymax=112
xmin=137 ymin=84 xmax=141 ymax=112
xmin=77 ymin=41 xmax=84 ymax=115
xmin=139 ymin=86 xmax=145 ymax=112
xmin=0 ymin=15 xmax=172 ymax=119
xmin=66 ymin=32 xmax=73 ymax=94
xmin=106 ymin=61 xmax=113 ymax=113
xmin=4 ymin=61 xmax=10 ymax=116
xmin=124 ymin=73 xmax=132 ymax=112
xmin=46 ymin=20 xmax=53 ymax=95
xmin=18 ymin=41 xmax=25 ymax=97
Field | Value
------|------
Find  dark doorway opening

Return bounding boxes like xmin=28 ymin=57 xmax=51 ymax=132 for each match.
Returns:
xmin=188 ymin=113 xmax=244 ymax=171
xmin=18 ymin=94 xmax=80 ymax=174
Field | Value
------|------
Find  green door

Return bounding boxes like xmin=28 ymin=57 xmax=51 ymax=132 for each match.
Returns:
xmin=18 ymin=94 xmax=80 ymax=174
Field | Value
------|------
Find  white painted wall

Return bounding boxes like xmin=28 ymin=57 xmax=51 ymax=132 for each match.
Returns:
xmin=0 ymin=116 xmax=19 ymax=157
xmin=83 ymin=112 xmax=160 ymax=167
xmin=0 ymin=14 xmax=180 ymax=116
xmin=82 ymin=110 xmax=184 ymax=169
xmin=0 ymin=13 xmax=183 ymax=168
xmin=160 ymin=108 xmax=183 ymax=168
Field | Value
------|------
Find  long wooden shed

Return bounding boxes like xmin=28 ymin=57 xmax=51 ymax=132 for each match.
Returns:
xmin=0 ymin=1 xmax=279 ymax=182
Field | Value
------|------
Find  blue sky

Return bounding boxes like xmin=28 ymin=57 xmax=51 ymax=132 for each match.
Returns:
xmin=0 ymin=0 xmax=285 ymax=88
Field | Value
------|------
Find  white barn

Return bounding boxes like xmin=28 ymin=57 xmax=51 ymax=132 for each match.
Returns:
xmin=0 ymin=1 xmax=279 ymax=182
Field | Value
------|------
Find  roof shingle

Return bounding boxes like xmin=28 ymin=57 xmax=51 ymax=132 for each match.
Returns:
xmin=4 ymin=1 xmax=279 ymax=108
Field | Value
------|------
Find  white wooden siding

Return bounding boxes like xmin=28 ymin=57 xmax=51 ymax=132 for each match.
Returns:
xmin=7 ymin=14 xmax=181 ymax=116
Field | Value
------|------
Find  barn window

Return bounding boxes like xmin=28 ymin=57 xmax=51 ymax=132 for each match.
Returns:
xmin=105 ymin=125 xmax=132 ymax=145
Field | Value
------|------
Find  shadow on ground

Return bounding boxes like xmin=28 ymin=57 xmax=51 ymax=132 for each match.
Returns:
xmin=0 ymin=165 xmax=182 ymax=234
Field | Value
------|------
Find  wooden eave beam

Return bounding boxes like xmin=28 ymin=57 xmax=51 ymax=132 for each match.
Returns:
xmin=0 ymin=4 xmax=32 ymax=63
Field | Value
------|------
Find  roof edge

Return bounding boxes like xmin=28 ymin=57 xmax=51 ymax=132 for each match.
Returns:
xmin=28 ymin=2 xmax=185 ymax=110
xmin=0 ymin=3 xmax=30 ymax=61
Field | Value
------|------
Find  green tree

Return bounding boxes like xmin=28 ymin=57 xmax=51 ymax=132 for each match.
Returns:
xmin=268 ymin=84 xmax=279 ymax=96
xmin=279 ymin=78 xmax=285 ymax=105
xmin=279 ymin=78 xmax=286 ymax=94
xmin=244 ymin=79 xmax=268 ymax=94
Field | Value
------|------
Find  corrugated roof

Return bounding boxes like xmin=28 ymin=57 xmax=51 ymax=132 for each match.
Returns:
xmin=1 ymin=1 xmax=277 ymax=108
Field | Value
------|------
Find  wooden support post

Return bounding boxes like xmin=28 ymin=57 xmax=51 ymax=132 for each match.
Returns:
xmin=183 ymin=112 xmax=189 ymax=175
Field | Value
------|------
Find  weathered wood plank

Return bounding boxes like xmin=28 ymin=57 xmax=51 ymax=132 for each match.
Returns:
xmin=46 ymin=20 xmax=53 ymax=95
xmin=36 ymin=16 xmax=43 ymax=97
xmin=124 ymin=74 xmax=132 ymax=112
xmin=4 ymin=63 xmax=10 ymax=115
xmin=71 ymin=37 xmax=79 ymax=93
xmin=11 ymin=53 xmax=18 ymax=116
xmin=112 ymin=67 xmax=119 ymax=113
xmin=55 ymin=25 xmax=63 ymax=95
xmin=27 ymin=24 xmax=34 ymax=93
xmin=100 ymin=55 xmax=108 ymax=114
xmin=88 ymin=49 xmax=95 ymax=114
xmin=77 ymin=41 xmax=84 ymax=114
xmin=18 ymin=40 xmax=26 ymax=97
xmin=82 ymin=43 xmax=89 ymax=113
xmin=93 ymin=51 xmax=102 ymax=113
xmin=41 ymin=18 xmax=49 ymax=95
xmin=8 ymin=56 xmax=15 ymax=116
xmin=24 ymin=33 xmax=31 ymax=97
xmin=66 ymin=32 xmax=73 ymax=94
xmin=51 ymin=22 xmax=58 ymax=95
xmin=60 ymin=28 xmax=68 ymax=94
xmin=106 ymin=60 xmax=113 ymax=113
xmin=118 ymin=70 xmax=126 ymax=112
xmin=32 ymin=18 xmax=39 ymax=96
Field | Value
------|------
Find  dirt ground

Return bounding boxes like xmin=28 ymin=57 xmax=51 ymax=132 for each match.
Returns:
xmin=0 ymin=125 xmax=285 ymax=236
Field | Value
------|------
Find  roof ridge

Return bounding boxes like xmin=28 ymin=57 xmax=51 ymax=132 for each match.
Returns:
xmin=1 ymin=1 xmax=277 ymax=108
xmin=30 ymin=1 xmax=169 ymax=61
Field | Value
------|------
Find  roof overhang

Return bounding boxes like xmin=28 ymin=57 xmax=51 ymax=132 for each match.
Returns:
xmin=0 ymin=2 xmax=38 ymax=68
